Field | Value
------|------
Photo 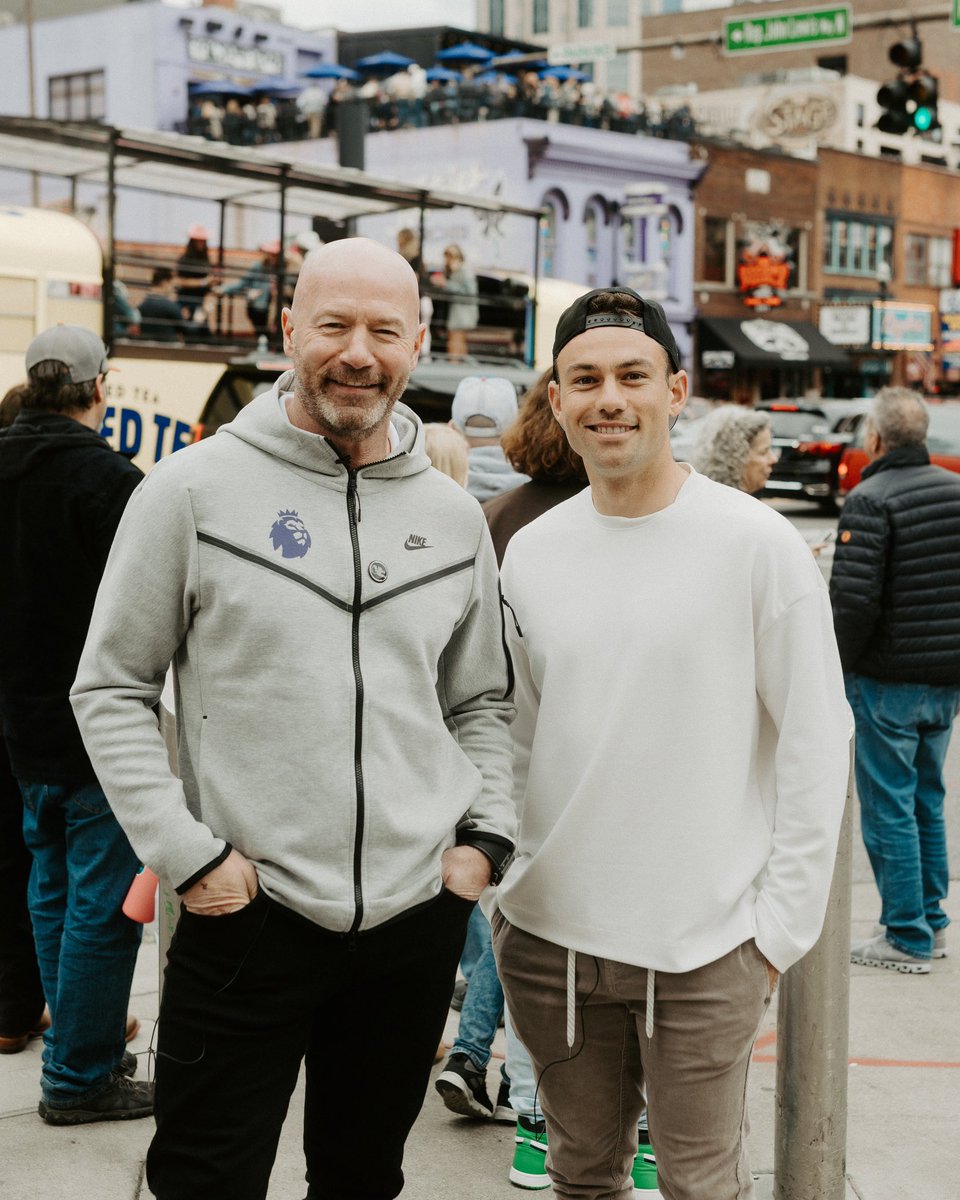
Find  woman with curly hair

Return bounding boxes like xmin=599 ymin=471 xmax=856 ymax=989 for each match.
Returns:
xmin=692 ymin=404 xmax=778 ymax=494
xmin=482 ymin=368 xmax=588 ymax=564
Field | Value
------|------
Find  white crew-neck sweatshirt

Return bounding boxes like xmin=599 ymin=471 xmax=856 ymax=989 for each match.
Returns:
xmin=498 ymin=470 xmax=851 ymax=974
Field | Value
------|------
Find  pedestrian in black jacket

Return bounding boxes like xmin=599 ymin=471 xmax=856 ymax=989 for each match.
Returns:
xmin=830 ymin=386 xmax=960 ymax=975
xmin=0 ymin=325 xmax=151 ymax=1124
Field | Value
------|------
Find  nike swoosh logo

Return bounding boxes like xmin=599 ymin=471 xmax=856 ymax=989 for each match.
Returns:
xmin=404 ymin=538 xmax=433 ymax=550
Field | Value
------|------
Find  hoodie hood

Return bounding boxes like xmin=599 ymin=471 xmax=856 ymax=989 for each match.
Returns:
xmin=0 ymin=409 xmax=110 ymax=481
xmin=467 ymin=444 xmax=531 ymax=503
xmin=220 ymin=369 xmax=432 ymax=482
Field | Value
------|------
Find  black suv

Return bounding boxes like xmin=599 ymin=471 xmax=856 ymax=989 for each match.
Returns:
xmin=759 ymin=399 xmax=868 ymax=511
xmin=194 ymin=351 xmax=541 ymax=441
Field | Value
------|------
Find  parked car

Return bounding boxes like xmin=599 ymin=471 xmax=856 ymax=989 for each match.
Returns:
xmin=192 ymin=351 xmax=541 ymax=442
xmin=836 ymin=400 xmax=960 ymax=495
xmin=758 ymin=400 xmax=869 ymax=511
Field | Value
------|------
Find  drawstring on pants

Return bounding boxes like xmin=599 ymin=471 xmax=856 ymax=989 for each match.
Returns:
xmin=645 ymin=968 xmax=655 ymax=1039
xmin=566 ymin=948 xmax=576 ymax=1049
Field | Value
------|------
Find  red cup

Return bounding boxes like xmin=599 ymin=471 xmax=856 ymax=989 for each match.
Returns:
xmin=122 ymin=866 xmax=159 ymax=923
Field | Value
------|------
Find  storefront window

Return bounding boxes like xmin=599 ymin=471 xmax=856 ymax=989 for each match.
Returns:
xmin=540 ymin=202 xmax=558 ymax=278
xmin=702 ymin=216 xmax=729 ymax=284
xmin=905 ymin=234 xmax=928 ymax=286
xmin=929 ymin=236 xmax=952 ymax=287
xmin=49 ymin=70 xmax=106 ymax=121
xmin=824 ymin=216 xmax=894 ymax=277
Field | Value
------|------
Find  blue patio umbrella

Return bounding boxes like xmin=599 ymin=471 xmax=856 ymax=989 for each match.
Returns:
xmin=436 ymin=41 xmax=495 ymax=66
xmin=255 ymin=78 xmax=303 ymax=96
xmin=188 ymin=80 xmax=254 ymax=98
xmin=539 ymin=65 xmax=589 ymax=82
xmin=474 ymin=70 xmax=518 ymax=85
xmin=425 ymin=67 xmax=462 ymax=84
xmin=354 ymin=51 xmax=416 ymax=77
xmin=302 ymin=62 xmax=360 ymax=81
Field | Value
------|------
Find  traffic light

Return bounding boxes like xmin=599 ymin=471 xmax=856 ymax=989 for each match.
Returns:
xmin=909 ymin=72 xmax=939 ymax=133
xmin=876 ymin=78 xmax=911 ymax=135
xmin=888 ymin=38 xmax=921 ymax=70
xmin=875 ymin=38 xmax=939 ymax=136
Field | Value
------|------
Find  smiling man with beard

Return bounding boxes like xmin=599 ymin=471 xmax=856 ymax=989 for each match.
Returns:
xmin=71 ymin=238 xmax=517 ymax=1200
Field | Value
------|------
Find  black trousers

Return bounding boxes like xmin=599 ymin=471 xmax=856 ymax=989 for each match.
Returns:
xmin=147 ymin=888 xmax=473 ymax=1200
xmin=0 ymin=740 xmax=45 ymax=1038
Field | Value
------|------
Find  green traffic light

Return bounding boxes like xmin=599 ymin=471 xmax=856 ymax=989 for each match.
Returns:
xmin=914 ymin=106 xmax=934 ymax=132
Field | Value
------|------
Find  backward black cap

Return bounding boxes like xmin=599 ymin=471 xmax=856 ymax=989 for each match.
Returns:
xmin=552 ymin=287 xmax=681 ymax=374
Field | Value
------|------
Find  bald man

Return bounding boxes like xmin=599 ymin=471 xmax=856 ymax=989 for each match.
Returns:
xmin=71 ymin=238 xmax=517 ymax=1200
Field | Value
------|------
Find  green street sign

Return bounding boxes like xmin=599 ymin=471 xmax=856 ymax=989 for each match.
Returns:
xmin=724 ymin=5 xmax=852 ymax=55
xmin=953 ymin=0 xmax=960 ymax=28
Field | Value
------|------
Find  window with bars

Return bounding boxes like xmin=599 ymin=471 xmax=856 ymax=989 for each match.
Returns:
xmin=48 ymin=70 xmax=106 ymax=122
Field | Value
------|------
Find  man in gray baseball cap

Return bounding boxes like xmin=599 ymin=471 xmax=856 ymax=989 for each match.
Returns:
xmin=24 ymin=324 xmax=111 ymax=383
xmin=0 ymin=324 xmax=149 ymax=1124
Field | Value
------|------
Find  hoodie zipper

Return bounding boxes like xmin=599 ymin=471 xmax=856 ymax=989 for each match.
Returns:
xmin=346 ymin=466 xmax=366 ymax=935
xmin=340 ymin=445 xmax=407 ymax=936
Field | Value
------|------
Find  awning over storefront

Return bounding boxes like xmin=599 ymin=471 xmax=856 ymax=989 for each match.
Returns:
xmin=699 ymin=317 xmax=849 ymax=368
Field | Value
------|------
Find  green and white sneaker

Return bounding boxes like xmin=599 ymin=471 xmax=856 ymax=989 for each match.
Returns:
xmin=632 ymin=1142 xmax=662 ymax=1197
xmin=510 ymin=1116 xmax=550 ymax=1190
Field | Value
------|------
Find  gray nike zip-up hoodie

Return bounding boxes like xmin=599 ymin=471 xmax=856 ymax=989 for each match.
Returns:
xmin=71 ymin=375 xmax=516 ymax=933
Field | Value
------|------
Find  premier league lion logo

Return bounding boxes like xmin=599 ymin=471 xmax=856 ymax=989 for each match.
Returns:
xmin=269 ymin=509 xmax=312 ymax=559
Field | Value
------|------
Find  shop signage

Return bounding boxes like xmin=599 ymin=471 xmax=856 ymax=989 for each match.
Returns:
xmin=942 ymin=311 xmax=960 ymax=372
xmin=819 ymin=305 xmax=870 ymax=347
xmin=871 ymin=303 xmax=934 ymax=351
xmin=702 ymin=350 xmax=735 ymax=369
xmin=548 ymin=42 xmax=617 ymax=64
xmin=755 ymin=91 xmax=838 ymax=142
xmin=724 ymin=5 xmax=851 ymax=55
xmin=740 ymin=320 xmax=811 ymax=361
xmin=187 ymin=36 xmax=283 ymax=76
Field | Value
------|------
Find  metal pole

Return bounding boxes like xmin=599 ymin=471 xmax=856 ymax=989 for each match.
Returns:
xmin=103 ymin=130 xmax=117 ymax=349
xmin=526 ymin=212 xmax=541 ymax=367
xmin=773 ymin=748 xmax=853 ymax=1200
xmin=273 ymin=167 xmax=288 ymax=351
xmin=216 ymin=198 xmax=227 ymax=341
xmin=25 ymin=0 xmax=38 ymax=207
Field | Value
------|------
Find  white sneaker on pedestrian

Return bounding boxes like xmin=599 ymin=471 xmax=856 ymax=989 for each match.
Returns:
xmin=872 ymin=923 xmax=946 ymax=959
xmin=851 ymin=933 xmax=930 ymax=974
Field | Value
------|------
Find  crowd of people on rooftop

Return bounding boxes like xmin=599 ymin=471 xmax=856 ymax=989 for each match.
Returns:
xmin=184 ymin=66 xmax=698 ymax=147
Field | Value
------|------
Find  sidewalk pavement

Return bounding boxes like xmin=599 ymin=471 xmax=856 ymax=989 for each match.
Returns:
xmin=1 ymin=877 xmax=957 ymax=1200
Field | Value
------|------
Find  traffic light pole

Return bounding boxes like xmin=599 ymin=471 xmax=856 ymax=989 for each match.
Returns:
xmin=773 ymin=752 xmax=854 ymax=1200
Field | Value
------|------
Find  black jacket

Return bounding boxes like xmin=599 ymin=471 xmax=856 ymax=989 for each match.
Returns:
xmin=829 ymin=445 xmax=960 ymax=684
xmin=0 ymin=410 xmax=143 ymax=781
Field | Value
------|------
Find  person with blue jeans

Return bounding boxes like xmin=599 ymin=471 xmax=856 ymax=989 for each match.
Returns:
xmin=831 ymin=387 xmax=960 ymax=974
xmin=0 ymin=326 xmax=150 ymax=1122
xmin=436 ymin=909 xmax=514 ymax=1120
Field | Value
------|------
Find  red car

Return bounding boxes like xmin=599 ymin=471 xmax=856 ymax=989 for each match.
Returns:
xmin=837 ymin=402 xmax=960 ymax=495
